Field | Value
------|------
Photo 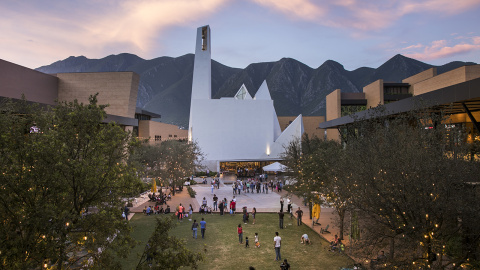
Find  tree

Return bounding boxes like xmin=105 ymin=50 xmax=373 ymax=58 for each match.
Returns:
xmin=136 ymin=215 xmax=204 ymax=269
xmin=343 ymin=107 xmax=480 ymax=268
xmin=0 ymin=96 xmax=142 ymax=269
xmin=131 ymin=140 xmax=203 ymax=196
xmin=283 ymin=134 xmax=351 ymax=240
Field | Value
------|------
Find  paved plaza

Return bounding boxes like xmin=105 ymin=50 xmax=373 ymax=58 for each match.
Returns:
xmin=191 ymin=177 xmax=299 ymax=213
xmin=129 ymin=175 xmax=345 ymax=246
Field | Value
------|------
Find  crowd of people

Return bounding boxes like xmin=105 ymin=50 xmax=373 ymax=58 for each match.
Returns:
xmin=231 ymin=178 xmax=285 ymax=195
xmin=134 ymin=175 xmax=352 ymax=270
xmin=142 ymin=204 xmax=171 ymax=215
xmin=147 ymin=191 xmax=171 ymax=204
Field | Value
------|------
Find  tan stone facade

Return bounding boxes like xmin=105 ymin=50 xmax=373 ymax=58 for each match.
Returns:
xmin=408 ymin=65 xmax=480 ymax=96
xmin=364 ymin=79 xmax=384 ymax=108
xmin=278 ymin=116 xmax=325 ymax=139
xmin=402 ymin=67 xmax=437 ymax=87
xmin=326 ymin=89 xmax=341 ymax=141
xmin=138 ymin=120 xmax=188 ymax=143
xmin=322 ymin=64 xmax=480 ymax=142
xmin=57 ymin=72 xmax=139 ymax=118
xmin=0 ymin=59 xmax=58 ymax=105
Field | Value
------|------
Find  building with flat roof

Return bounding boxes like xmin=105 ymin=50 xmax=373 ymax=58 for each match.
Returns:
xmin=320 ymin=65 xmax=480 ymax=144
xmin=0 ymin=58 xmax=185 ymax=143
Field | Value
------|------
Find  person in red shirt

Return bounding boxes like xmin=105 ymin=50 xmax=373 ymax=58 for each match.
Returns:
xmin=237 ymin=224 xmax=243 ymax=244
xmin=178 ymin=203 xmax=184 ymax=221
xmin=230 ymin=200 xmax=236 ymax=215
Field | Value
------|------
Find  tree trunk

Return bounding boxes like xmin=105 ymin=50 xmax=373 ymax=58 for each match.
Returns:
xmin=338 ymin=208 xmax=346 ymax=240
xmin=389 ymin=236 xmax=395 ymax=261
xmin=172 ymin=183 xmax=176 ymax=196
xmin=308 ymin=201 xmax=312 ymax=219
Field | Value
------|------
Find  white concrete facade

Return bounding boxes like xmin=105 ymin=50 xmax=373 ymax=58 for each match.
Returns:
xmin=188 ymin=25 xmax=304 ymax=171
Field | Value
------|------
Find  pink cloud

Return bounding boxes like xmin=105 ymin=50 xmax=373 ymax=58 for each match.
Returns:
xmin=0 ymin=0 xmax=229 ymax=68
xmin=405 ymin=37 xmax=480 ymax=61
xmin=250 ymin=0 xmax=480 ymax=32
xmin=402 ymin=44 xmax=423 ymax=50
xmin=251 ymin=0 xmax=326 ymax=21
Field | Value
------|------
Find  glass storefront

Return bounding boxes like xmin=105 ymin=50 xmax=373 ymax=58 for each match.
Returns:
xmin=220 ymin=161 xmax=278 ymax=177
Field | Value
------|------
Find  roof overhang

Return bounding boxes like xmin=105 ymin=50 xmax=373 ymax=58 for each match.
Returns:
xmin=103 ymin=114 xmax=138 ymax=126
xmin=319 ymin=77 xmax=480 ymax=129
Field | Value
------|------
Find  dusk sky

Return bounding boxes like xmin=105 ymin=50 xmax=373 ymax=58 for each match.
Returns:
xmin=1 ymin=0 xmax=480 ymax=71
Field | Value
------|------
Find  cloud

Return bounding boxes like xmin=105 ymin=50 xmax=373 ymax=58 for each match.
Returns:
xmin=250 ymin=0 xmax=326 ymax=21
xmin=0 ymin=0 xmax=228 ymax=68
xmin=402 ymin=44 xmax=423 ymax=50
xmin=250 ymin=0 xmax=480 ymax=31
xmin=404 ymin=37 xmax=480 ymax=61
xmin=89 ymin=0 xmax=228 ymax=51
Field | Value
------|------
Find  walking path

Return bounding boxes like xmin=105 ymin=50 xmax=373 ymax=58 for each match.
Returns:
xmin=128 ymin=176 xmax=346 ymax=246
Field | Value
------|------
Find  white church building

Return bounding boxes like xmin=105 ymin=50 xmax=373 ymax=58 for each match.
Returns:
xmin=188 ymin=25 xmax=304 ymax=172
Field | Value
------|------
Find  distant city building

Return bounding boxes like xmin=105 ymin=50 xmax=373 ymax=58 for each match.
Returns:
xmin=188 ymin=25 xmax=304 ymax=172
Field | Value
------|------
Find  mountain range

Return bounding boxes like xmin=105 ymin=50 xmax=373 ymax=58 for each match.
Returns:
xmin=36 ymin=54 xmax=476 ymax=128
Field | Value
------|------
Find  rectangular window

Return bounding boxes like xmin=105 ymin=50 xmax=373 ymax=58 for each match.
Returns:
xmin=202 ymin=26 xmax=208 ymax=51
xmin=155 ymin=135 xmax=161 ymax=141
xmin=174 ymin=135 xmax=177 ymax=138
xmin=169 ymin=134 xmax=172 ymax=137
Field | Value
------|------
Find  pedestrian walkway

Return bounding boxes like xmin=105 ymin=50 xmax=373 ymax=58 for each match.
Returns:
xmin=128 ymin=176 xmax=345 ymax=246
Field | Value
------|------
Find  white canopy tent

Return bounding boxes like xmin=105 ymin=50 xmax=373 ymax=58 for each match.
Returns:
xmin=262 ymin=162 xmax=288 ymax=172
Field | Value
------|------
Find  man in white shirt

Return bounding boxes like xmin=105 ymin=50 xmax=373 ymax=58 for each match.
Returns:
xmin=274 ymin=232 xmax=281 ymax=261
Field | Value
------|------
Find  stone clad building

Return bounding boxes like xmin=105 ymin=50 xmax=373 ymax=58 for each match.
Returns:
xmin=0 ymin=58 xmax=188 ymax=142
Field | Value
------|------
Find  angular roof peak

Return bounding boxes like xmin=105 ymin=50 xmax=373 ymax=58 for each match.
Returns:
xmin=253 ymin=80 xmax=272 ymax=100
xmin=234 ymin=84 xmax=252 ymax=100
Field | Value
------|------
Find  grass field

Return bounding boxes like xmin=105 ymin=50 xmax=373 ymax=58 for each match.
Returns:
xmin=121 ymin=212 xmax=354 ymax=270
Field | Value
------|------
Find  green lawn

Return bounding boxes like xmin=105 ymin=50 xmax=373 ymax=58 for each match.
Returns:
xmin=122 ymin=212 xmax=354 ymax=270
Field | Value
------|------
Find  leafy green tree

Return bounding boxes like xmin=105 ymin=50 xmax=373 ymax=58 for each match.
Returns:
xmin=136 ymin=215 xmax=204 ymax=269
xmin=283 ymin=135 xmax=351 ymax=239
xmin=0 ymin=96 xmax=142 ymax=269
xmin=131 ymin=140 xmax=203 ymax=196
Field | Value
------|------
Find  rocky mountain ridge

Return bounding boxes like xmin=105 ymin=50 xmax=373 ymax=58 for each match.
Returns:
xmin=36 ymin=54 xmax=476 ymax=128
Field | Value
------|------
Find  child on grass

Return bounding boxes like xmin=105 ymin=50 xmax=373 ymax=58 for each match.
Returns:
xmin=245 ymin=237 xmax=249 ymax=248
xmin=254 ymin=232 xmax=260 ymax=248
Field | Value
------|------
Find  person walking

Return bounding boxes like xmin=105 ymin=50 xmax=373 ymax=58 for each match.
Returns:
xmin=280 ymin=198 xmax=284 ymax=213
xmin=213 ymin=194 xmax=218 ymax=211
xmin=278 ymin=211 xmax=284 ymax=229
xmin=200 ymin=218 xmax=207 ymax=239
xmin=192 ymin=219 xmax=199 ymax=239
xmin=188 ymin=204 xmax=193 ymax=219
xmin=178 ymin=204 xmax=184 ymax=221
xmin=124 ymin=205 xmax=130 ymax=221
xmin=238 ymin=224 xmax=243 ymax=244
xmin=287 ymin=197 xmax=292 ymax=217
xmin=295 ymin=207 xmax=303 ymax=226
xmin=243 ymin=207 xmax=248 ymax=224
xmin=252 ymin=207 xmax=257 ymax=225
xmin=230 ymin=200 xmax=236 ymax=215
xmin=211 ymin=184 xmax=214 ymax=194
xmin=274 ymin=232 xmax=281 ymax=261
xmin=219 ymin=199 xmax=224 ymax=215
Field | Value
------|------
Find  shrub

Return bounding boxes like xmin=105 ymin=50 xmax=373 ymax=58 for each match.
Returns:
xmin=195 ymin=171 xmax=218 ymax=177
xmin=187 ymin=186 xmax=196 ymax=198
